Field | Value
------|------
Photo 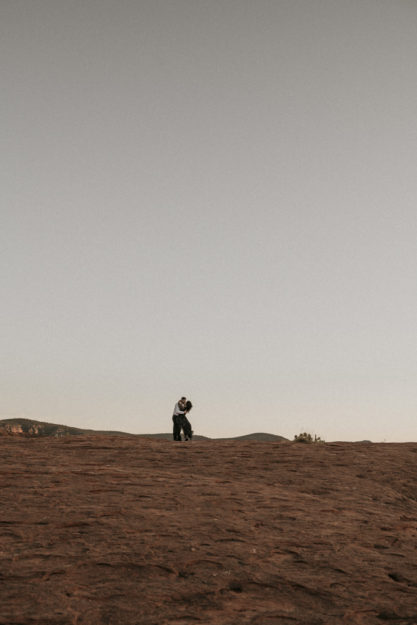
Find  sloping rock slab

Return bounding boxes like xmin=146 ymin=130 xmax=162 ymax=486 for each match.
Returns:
xmin=1 ymin=436 xmax=417 ymax=624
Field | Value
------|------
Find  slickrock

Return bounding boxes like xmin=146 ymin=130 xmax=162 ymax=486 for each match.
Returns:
xmin=1 ymin=436 xmax=417 ymax=624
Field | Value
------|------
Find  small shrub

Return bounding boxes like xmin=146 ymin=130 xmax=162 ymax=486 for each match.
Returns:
xmin=294 ymin=432 xmax=325 ymax=444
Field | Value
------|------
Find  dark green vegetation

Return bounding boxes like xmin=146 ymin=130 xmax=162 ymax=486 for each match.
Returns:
xmin=294 ymin=432 xmax=325 ymax=444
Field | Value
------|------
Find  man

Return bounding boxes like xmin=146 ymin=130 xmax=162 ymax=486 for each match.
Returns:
xmin=172 ymin=397 xmax=187 ymax=441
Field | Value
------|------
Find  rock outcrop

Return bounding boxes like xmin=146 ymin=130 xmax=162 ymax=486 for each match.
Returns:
xmin=1 ymin=435 xmax=417 ymax=624
xmin=0 ymin=418 xmax=87 ymax=437
xmin=0 ymin=418 xmax=128 ymax=438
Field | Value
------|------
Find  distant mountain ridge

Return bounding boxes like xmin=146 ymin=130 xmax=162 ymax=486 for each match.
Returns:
xmin=220 ymin=432 xmax=287 ymax=442
xmin=0 ymin=418 xmax=288 ymax=441
xmin=0 ymin=418 xmax=130 ymax=438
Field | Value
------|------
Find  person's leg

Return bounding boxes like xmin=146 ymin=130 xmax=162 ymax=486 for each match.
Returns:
xmin=172 ymin=415 xmax=182 ymax=441
xmin=178 ymin=415 xmax=187 ymax=441
xmin=183 ymin=416 xmax=192 ymax=440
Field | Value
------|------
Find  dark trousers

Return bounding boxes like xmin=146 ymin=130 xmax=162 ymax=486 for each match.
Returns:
xmin=172 ymin=414 xmax=193 ymax=441
xmin=172 ymin=414 xmax=182 ymax=441
xmin=182 ymin=415 xmax=192 ymax=440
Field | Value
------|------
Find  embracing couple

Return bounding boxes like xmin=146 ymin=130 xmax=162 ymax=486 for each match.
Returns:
xmin=172 ymin=396 xmax=193 ymax=441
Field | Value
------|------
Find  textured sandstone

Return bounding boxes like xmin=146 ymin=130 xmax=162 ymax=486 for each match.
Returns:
xmin=1 ymin=436 xmax=417 ymax=624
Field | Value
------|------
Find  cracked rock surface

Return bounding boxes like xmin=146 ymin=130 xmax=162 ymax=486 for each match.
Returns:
xmin=1 ymin=436 xmax=417 ymax=624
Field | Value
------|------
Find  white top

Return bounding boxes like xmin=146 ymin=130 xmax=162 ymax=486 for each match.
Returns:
xmin=173 ymin=401 xmax=185 ymax=416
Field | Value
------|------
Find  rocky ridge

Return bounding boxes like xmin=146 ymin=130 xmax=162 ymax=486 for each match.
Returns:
xmin=0 ymin=418 xmax=287 ymax=441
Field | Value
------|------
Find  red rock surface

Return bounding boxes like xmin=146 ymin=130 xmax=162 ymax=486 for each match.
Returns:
xmin=1 ymin=436 xmax=417 ymax=624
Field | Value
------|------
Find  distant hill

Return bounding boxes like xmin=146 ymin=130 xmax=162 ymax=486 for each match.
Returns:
xmin=0 ymin=418 xmax=130 ymax=438
xmin=137 ymin=432 xmax=210 ymax=441
xmin=138 ymin=433 xmax=288 ymax=442
xmin=220 ymin=432 xmax=288 ymax=442
xmin=0 ymin=419 xmax=287 ymax=441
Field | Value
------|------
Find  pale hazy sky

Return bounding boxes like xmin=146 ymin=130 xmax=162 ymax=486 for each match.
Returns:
xmin=2 ymin=0 xmax=417 ymax=441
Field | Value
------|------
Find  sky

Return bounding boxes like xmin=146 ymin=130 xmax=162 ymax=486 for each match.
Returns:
xmin=2 ymin=0 xmax=417 ymax=442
